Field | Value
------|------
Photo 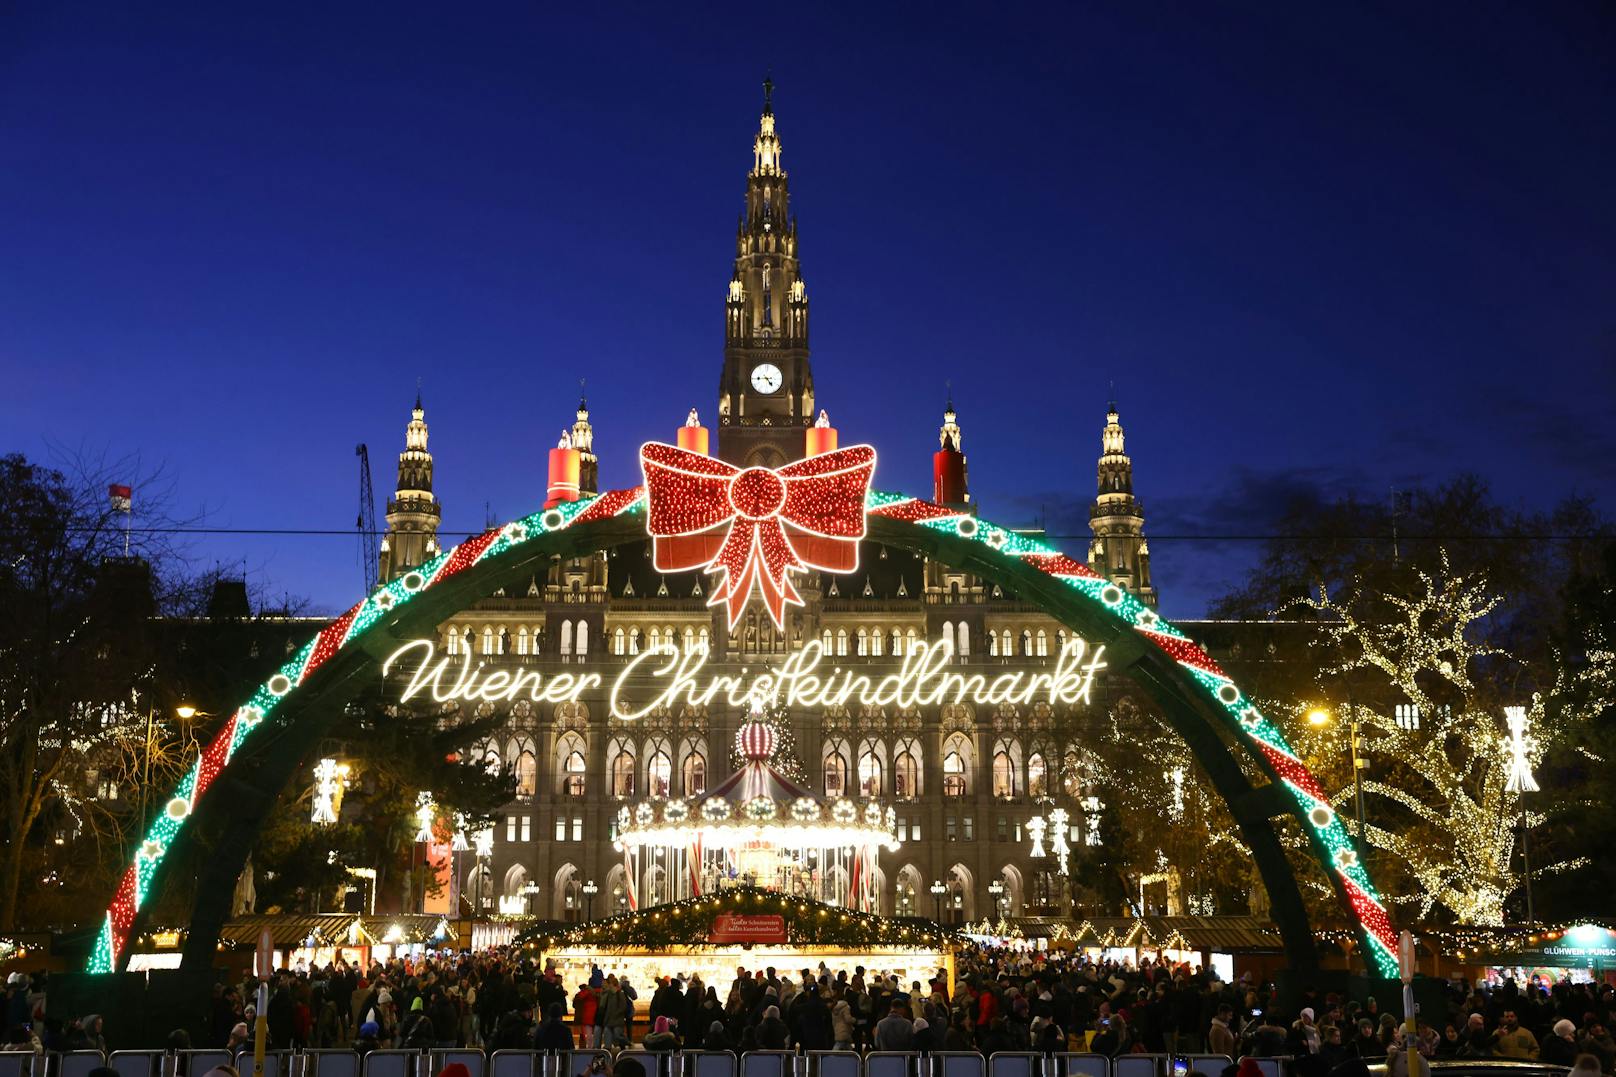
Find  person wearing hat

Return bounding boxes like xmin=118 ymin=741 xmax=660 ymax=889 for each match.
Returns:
xmin=644 ymin=1016 xmax=678 ymax=1053
xmin=353 ymin=1020 xmax=381 ymax=1057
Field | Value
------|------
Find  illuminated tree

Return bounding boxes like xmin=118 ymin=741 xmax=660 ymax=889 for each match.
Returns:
xmin=1284 ymin=556 xmax=1583 ymax=925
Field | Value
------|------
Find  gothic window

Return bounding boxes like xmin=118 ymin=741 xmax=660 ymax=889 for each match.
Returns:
xmin=856 ymin=627 xmax=868 ymax=656
xmin=955 ymin=622 xmax=969 ymax=658
xmin=446 ymin=627 xmax=460 ymax=655
xmin=988 ymin=631 xmax=998 ymax=657
xmin=498 ymin=627 xmax=510 ymax=654
xmin=1036 ymin=629 xmax=1048 ymax=657
xmin=462 ymin=627 xmax=473 ymax=654
xmin=575 ymin=621 xmax=588 ymax=658
xmin=647 ymin=626 xmax=661 ymax=652
xmin=993 ymin=750 xmax=1016 ymax=798
xmin=943 ymin=747 xmax=967 ymax=797
xmin=821 ymin=629 xmax=833 ymax=653
xmin=613 ymin=627 xmax=625 ymax=656
xmin=611 ymin=749 xmax=635 ymax=798
xmin=682 ymin=751 xmax=706 ymax=796
xmin=698 ymin=627 xmax=710 ymax=653
xmin=836 ymin=629 xmax=848 ymax=656
xmin=1027 ymin=752 xmax=1048 ymax=797
xmin=518 ymin=625 xmax=530 ymax=655
xmin=515 ymin=750 xmax=538 ymax=798
xmin=647 ymin=747 xmax=672 ymax=798
xmin=560 ymin=620 xmax=574 ymax=656
xmin=823 ymin=739 xmax=850 ymax=797
xmin=890 ymin=629 xmax=902 ymax=656
xmin=1056 ymin=628 xmax=1068 ymax=654
xmin=1001 ymin=630 xmax=1013 ymax=656
xmin=684 ymin=626 xmax=695 ymax=652
xmin=858 ymin=750 xmax=883 ymax=797
xmin=563 ymin=751 xmax=586 ymax=797
xmin=482 ymin=627 xmax=495 ymax=655
xmin=1021 ymin=629 xmax=1033 ymax=657
xmin=630 ymin=627 xmax=641 ymax=654
xmin=894 ymin=741 xmax=920 ymax=799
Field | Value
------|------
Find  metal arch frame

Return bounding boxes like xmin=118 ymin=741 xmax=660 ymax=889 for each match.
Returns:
xmin=88 ymin=489 xmax=1399 ymax=977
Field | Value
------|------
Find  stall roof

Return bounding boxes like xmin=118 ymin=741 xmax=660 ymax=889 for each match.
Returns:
xmin=996 ymin=915 xmax=1284 ymax=951
xmin=218 ymin=913 xmax=452 ymax=948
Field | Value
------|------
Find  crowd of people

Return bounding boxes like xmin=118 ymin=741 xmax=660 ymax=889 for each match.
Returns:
xmin=7 ymin=950 xmax=1616 ymax=1076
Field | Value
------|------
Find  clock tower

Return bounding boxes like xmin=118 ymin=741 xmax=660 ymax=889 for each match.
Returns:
xmin=717 ymin=79 xmax=814 ymax=467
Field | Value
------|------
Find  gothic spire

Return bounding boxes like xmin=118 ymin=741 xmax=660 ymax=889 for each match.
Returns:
xmin=1088 ymin=400 xmax=1157 ymax=607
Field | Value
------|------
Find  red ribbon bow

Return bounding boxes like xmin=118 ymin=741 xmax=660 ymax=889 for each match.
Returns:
xmin=639 ymin=441 xmax=876 ymax=630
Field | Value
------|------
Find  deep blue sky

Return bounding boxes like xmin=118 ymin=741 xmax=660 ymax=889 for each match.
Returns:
xmin=4 ymin=3 xmax=1613 ymax=617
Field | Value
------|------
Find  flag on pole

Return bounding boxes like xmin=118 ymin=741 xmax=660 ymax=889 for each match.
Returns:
xmin=108 ymin=484 xmax=132 ymax=513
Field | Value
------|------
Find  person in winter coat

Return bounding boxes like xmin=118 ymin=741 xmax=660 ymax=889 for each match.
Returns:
xmin=831 ymin=997 xmax=856 ymax=1050
xmin=756 ymin=1006 xmax=791 ymax=1050
xmin=702 ymin=1021 xmax=732 ymax=1052
xmin=1542 ymin=1020 xmax=1579 ymax=1067
xmin=598 ymin=979 xmax=628 ymax=1049
xmin=573 ymin=985 xmax=600 ymax=1049
xmin=644 ymin=1016 xmax=679 ymax=1053
xmin=790 ymin=986 xmax=833 ymax=1051
xmin=534 ymin=1004 xmax=573 ymax=1052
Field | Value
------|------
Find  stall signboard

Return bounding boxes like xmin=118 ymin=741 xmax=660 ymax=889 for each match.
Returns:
xmin=711 ymin=913 xmax=787 ymax=944
xmin=1479 ymin=924 xmax=1616 ymax=969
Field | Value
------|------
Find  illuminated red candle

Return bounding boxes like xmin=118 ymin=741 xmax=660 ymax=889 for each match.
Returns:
xmin=677 ymin=408 xmax=709 ymax=455
xmin=546 ymin=431 xmax=581 ymax=507
xmin=805 ymin=409 xmax=838 ymax=457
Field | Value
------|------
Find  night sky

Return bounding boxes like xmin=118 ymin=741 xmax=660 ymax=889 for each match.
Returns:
xmin=4 ymin=3 xmax=1613 ymax=618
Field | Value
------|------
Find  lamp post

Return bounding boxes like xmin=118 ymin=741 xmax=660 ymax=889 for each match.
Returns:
xmin=521 ymin=881 xmax=540 ymax=917
xmin=929 ymin=879 xmax=945 ymax=924
xmin=583 ymin=879 xmax=598 ymax=921
xmin=988 ymin=879 xmax=1005 ymax=919
xmin=1504 ymin=705 xmax=1539 ymax=924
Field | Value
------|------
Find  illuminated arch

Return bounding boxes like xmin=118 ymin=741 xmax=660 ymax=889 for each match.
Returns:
xmin=86 ymin=486 xmax=1399 ymax=977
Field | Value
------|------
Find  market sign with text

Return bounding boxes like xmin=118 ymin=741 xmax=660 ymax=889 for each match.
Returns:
xmin=711 ymin=914 xmax=787 ymax=944
xmin=383 ymin=636 xmax=1107 ymax=720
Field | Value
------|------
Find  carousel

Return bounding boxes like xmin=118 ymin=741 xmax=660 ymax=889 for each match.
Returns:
xmin=612 ymin=703 xmax=900 ymax=911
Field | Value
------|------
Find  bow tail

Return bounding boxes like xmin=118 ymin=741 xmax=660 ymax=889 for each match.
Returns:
xmin=708 ymin=520 xmax=802 ymax=630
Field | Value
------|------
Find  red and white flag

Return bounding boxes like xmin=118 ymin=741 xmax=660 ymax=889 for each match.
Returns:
xmin=108 ymin=484 xmax=132 ymax=513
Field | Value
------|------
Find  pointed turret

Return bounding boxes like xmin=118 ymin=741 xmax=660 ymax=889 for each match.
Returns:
xmin=378 ymin=393 xmax=442 ymax=581
xmin=1087 ymin=401 xmax=1157 ymax=607
xmin=933 ymin=394 xmax=970 ymax=507
xmin=572 ymin=383 xmax=598 ymax=495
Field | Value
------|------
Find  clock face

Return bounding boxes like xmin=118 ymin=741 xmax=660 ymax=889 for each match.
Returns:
xmin=750 ymin=363 xmax=783 ymax=394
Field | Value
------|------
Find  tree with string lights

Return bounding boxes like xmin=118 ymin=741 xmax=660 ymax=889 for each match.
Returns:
xmin=1283 ymin=555 xmax=1592 ymax=925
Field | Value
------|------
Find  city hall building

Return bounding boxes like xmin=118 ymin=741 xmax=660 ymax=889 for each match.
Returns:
xmin=373 ymin=90 xmax=1165 ymax=927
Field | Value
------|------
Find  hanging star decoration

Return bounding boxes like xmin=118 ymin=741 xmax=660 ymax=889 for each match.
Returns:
xmin=639 ymin=441 xmax=876 ymax=629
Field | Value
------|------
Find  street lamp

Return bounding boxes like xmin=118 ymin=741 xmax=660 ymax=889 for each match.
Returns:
xmin=929 ymin=879 xmax=945 ymax=923
xmin=521 ymin=881 xmax=540 ymax=916
xmin=988 ymin=879 xmax=1005 ymax=918
xmin=583 ymin=879 xmax=598 ymax=921
xmin=1307 ymin=707 xmax=1367 ymax=841
xmin=1504 ymin=705 xmax=1539 ymax=924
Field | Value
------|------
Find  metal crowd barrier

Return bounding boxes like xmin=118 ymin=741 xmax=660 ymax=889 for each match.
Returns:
xmin=50 ymin=1047 xmax=1294 ymax=1077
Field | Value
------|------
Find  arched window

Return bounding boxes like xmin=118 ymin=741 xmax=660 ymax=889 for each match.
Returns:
xmin=823 ymin=741 xmax=849 ymax=797
xmin=446 ymin=627 xmax=461 ymax=655
xmin=944 ymin=750 xmax=966 ymax=797
xmin=648 ymin=748 xmax=671 ymax=798
xmin=515 ymin=749 xmax=538 ymax=797
xmin=1027 ymin=752 xmax=1048 ymax=797
xmin=890 ymin=629 xmax=902 ymax=656
xmin=871 ymin=629 xmax=884 ymax=657
xmin=1021 ymin=629 xmax=1033 ymax=656
xmin=988 ymin=631 xmax=998 ymax=657
xmin=497 ymin=626 xmax=509 ymax=654
xmin=993 ymin=750 xmax=1016 ymax=798
xmin=461 ymin=627 xmax=473 ymax=655
xmin=1001 ymin=630 xmax=1013 ymax=656
xmin=611 ymin=749 xmax=635 ymax=797
xmin=894 ymin=748 xmax=919 ymax=799
xmin=698 ymin=627 xmax=710 ymax=653
xmin=821 ymin=629 xmax=833 ymax=653
xmin=1036 ymin=629 xmax=1048 ymax=657
xmin=836 ymin=629 xmax=848 ymax=656
xmin=575 ymin=621 xmax=588 ymax=658
xmin=684 ymin=626 xmax=695 ymax=653
xmin=482 ymin=627 xmax=495 ymax=655
xmin=856 ymin=627 xmax=868 ymax=656
xmin=683 ymin=752 xmax=706 ymax=796
xmin=858 ymin=749 xmax=883 ymax=797
xmin=560 ymin=620 xmax=574 ymax=656
xmin=517 ymin=625 xmax=530 ymax=655
xmin=647 ymin=627 xmax=661 ymax=652
xmin=613 ymin=627 xmax=625 ymax=655
xmin=630 ymin=627 xmax=641 ymax=654
xmin=956 ymin=622 xmax=970 ymax=658
xmin=1056 ymin=628 xmax=1068 ymax=655
xmin=563 ymin=750 xmax=586 ymax=797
